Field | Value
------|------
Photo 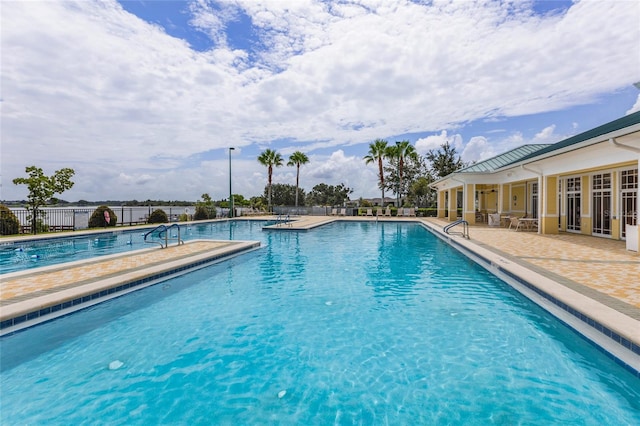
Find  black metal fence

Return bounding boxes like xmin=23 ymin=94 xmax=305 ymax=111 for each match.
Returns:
xmin=2 ymin=205 xmax=439 ymax=235
xmin=3 ymin=206 xmax=198 ymax=234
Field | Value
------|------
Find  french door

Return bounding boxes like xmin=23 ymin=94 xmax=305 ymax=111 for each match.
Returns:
xmin=621 ymin=168 xmax=638 ymax=239
xmin=566 ymin=177 xmax=581 ymax=232
xmin=530 ymin=182 xmax=538 ymax=218
xmin=592 ymin=173 xmax=612 ymax=236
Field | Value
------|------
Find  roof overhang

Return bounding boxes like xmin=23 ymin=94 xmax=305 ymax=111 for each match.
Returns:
xmin=430 ymin=121 xmax=640 ymax=191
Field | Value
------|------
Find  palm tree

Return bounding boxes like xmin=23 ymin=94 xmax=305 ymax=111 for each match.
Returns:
xmin=287 ymin=151 xmax=309 ymax=207
xmin=389 ymin=140 xmax=417 ymax=206
xmin=363 ymin=138 xmax=388 ymax=206
xmin=257 ymin=149 xmax=284 ymax=212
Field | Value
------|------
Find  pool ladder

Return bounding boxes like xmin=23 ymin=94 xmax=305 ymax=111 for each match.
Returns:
xmin=275 ymin=214 xmax=291 ymax=227
xmin=144 ymin=224 xmax=185 ymax=248
xmin=443 ymin=219 xmax=470 ymax=239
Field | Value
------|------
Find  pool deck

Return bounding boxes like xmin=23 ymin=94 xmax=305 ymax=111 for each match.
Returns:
xmin=1 ymin=216 xmax=638 ymax=372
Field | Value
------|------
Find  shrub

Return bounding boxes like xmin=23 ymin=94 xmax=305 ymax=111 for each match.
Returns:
xmin=193 ymin=205 xmax=209 ymax=220
xmin=148 ymin=209 xmax=168 ymax=224
xmin=89 ymin=205 xmax=118 ymax=228
xmin=0 ymin=204 xmax=20 ymax=235
xmin=32 ymin=218 xmax=49 ymax=233
xmin=178 ymin=213 xmax=189 ymax=222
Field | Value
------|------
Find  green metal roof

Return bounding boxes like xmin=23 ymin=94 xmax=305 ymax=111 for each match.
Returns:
xmin=458 ymin=144 xmax=552 ymax=173
xmin=434 ymin=111 xmax=640 ymax=185
xmin=515 ymin=110 xmax=640 ymax=163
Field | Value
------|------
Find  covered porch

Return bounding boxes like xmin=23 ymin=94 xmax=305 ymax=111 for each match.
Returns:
xmin=430 ymin=114 xmax=640 ymax=243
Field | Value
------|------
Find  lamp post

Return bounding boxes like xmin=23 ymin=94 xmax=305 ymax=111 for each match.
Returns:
xmin=395 ymin=141 xmax=401 ymax=208
xmin=229 ymin=147 xmax=235 ymax=218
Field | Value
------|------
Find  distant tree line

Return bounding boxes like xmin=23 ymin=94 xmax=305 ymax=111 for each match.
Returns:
xmin=7 ymin=140 xmax=465 ymax=226
xmin=253 ymin=140 xmax=465 ymax=211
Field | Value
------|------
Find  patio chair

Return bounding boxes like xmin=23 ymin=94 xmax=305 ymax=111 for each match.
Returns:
xmin=339 ymin=208 xmax=346 ymax=216
xmin=488 ymin=213 xmax=501 ymax=227
xmin=408 ymin=208 xmax=416 ymax=217
xmin=384 ymin=206 xmax=392 ymax=216
xmin=376 ymin=207 xmax=383 ymax=217
xmin=508 ymin=216 xmax=524 ymax=231
xmin=397 ymin=208 xmax=404 ymax=217
xmin=366 ymin=208 xmax=373 ymax=216
xmin=331 ymin=208 xmax=338 ymax=216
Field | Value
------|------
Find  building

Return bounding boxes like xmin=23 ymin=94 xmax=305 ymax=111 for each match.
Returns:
xmin=430 ymin=111 xmax=639 ymax=245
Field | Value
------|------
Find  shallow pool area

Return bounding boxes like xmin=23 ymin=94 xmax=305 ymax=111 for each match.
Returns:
xmin=1 ymin=222 xmax=639 ymax=424
xmin=0 ymin=221 xmax=263 ymax=274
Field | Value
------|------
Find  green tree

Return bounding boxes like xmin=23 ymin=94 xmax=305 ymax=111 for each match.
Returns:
xmin=425 ymin=141 xmax=466 ymax=179
xmin=232 ymin=194 xmax=250 ymax=207
xmin=384 ymin=154 xmax=425 ymax=205
xmin=196 ymin=193 xmax=216 ymax=219
xmin=257 ymin=149 xmax=284 ymax=212
xmin=249 ymin=196 xmax=266 ymax=212
xmin=408 ymin=175 xmax=436 ymax=208
xmin=287 ymin=151 xmax=309 ymax=207
xmin=385 ymin=141 xmax=418 ymax=205
xmin=265 ymin=183 xmax=305 ymax=206
xmin=306 ymin=183 xmax=353 ymax=206
xmin=363 ymin=138 xmax=388 ymax=206
xmin=12 ymin=166 xmax=75 ymax=234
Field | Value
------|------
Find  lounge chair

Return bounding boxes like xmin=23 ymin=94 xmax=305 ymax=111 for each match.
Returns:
xmin=376 ymin=207 xmax=383 ymax=217
xmin=408 ymin=208 xmax=416 ymax=217
xmin=384 ymin=206 xmax=391 ymax=216
xmin=366 ymin=208 xmax=373 ymax=216
xmin=339 ymin=208 xmax=346 ymax=216
xmin=508 ymin=216 xmax=524 ymax=231
xmin=397 ymin=208 xmax=404 ymax=217
xmin=488 ymin=213 xmax=501 ymax=227
xmin=331 ymin=208 xmax=337 ymax=216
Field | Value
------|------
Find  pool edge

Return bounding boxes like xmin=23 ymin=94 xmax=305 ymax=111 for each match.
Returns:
xmin=419 ymin=221 xmax=640 ymax=379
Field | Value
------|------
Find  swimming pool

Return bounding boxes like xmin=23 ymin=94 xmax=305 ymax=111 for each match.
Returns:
xmin=1 ymin=222 xmax=639 ymax=424
xmin=0 ymin=221 xmax=263 ymax=274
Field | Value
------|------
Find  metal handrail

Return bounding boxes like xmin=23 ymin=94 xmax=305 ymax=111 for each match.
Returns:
xmin=443 ymin=219 xmax=470 ymax=239
xmin=144 ymin=223 xmax=184 ymax=248
xmin=275 ymin=214 xmax=291 ymax=227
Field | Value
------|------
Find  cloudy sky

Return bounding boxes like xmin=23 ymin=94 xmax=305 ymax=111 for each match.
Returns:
xmin=2 ymin=0 xmax=639 ymax=203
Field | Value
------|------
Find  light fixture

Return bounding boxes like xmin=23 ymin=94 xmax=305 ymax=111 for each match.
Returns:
xmin=229 ymin=147 xmax=235 ymax=218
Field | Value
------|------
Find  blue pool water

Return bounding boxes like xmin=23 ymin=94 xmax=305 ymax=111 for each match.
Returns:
xmin=1 ymin=222 xmax=639 ymax=424
xmin=0 ymin=221 xmax=263 ymax=274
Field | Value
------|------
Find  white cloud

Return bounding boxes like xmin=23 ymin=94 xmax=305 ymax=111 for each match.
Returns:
xmin=461 ymin=137 xmax=495 ymax=163
xmin=627 ymin=94 xmax=640 ymax=115
xmin=2 ymin=0 xmax=639 ymax=201
xmin=533 ymin=125 xmax=558 ymax=143
xmin=415 ymin=131 xmax=463 ymax=156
